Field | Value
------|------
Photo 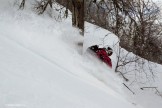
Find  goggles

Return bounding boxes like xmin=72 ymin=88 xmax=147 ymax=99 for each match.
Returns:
xmin=106 ymin=49 xmax=113 ymax=56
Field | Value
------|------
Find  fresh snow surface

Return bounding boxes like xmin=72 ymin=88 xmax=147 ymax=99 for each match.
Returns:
xmin=0 ymin=1 xmax=162 ymax=108
xmin=0 ymin=12 xmax=139 ymax=108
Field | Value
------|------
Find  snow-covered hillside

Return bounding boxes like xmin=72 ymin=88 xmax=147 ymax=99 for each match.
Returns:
xmin=0 ymin=0 xmax=162 ymax=108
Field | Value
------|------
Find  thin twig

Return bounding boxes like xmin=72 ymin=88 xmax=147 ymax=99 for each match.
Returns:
xmin=123 ymin=83 xmax=135 ymax=94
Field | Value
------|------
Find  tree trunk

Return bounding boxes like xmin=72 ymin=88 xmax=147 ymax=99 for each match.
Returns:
xmin=19 ymin=0 xmax=25 ymax=9
xmin=71 ymin=0 xmax=84 ymax=35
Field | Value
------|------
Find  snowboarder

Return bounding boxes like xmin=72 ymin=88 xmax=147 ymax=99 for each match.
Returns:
xmin=89 ymin=45 xmax=113 ymax=68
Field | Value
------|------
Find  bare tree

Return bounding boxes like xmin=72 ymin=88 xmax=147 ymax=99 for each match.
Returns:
xmin=34 ymin=0 xmax=53 ymax=14
xmin=114 ymin=45 xmax=157 ymax=83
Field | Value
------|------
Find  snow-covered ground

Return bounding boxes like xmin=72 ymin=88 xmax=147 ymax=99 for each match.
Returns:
xmin=0 ymin=0 xmax=162 ymax=108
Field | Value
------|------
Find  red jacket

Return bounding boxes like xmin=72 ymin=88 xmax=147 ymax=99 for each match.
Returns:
xmin=96 ymin=48 xmax=112 ymax=68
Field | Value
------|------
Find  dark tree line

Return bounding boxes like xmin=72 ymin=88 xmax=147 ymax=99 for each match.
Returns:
xmin=19 ymin=0 xmax=84 ymax=34
xmin=85 ymin=0 xmax=162 ymax=65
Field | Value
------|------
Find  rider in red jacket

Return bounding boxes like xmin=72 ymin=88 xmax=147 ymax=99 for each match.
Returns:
xmin=89 ymin=45 xmax=113 ymax=68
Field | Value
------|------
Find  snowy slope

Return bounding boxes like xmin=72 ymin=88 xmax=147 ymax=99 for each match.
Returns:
xmin=0 ymin=1 xmax=141 ymax=108
xmin=0 ymin=34 xmax=137 ymax=108
xmin=0 ymin=32 xmax=142 ymax=108
xmin=0 ymin=1 xmax=161 ymax=108
xmin=0 ymin=11 xmax=142 ymax=108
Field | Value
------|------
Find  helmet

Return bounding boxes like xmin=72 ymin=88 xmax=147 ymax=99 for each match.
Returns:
xmin=106 ymin=47 xmax=113 ymax=56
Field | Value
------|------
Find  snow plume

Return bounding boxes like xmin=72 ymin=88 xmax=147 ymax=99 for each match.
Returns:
xmin=0 ymin=1 xmax=162 ymax=108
